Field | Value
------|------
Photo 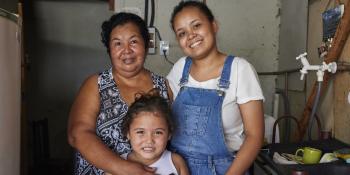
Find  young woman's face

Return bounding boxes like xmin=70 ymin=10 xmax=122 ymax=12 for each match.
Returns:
xmin=173 ymin=7 xmax=218 ymax=59
xmin=127 ymin=111 xmax=170 ymax=165
xmin=109 ymin=22 xmax=146 ymax=78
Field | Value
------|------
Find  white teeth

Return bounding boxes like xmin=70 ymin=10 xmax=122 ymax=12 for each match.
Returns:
xmin=143 ymin=147 xmax=154 ymax=151
xmin=190 ymin=41 xmax=201 ymax=48
xmin=122 ymin=58 xmax=134 ymax=64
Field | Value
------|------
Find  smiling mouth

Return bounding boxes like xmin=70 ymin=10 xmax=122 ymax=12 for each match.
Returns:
xmin=122 ymin=57 xmax=135 ymax=64
xmin=142 ymin=147 xmax=155 ymax=153
xmin=189 ymin=40 xmax=202 ymax=48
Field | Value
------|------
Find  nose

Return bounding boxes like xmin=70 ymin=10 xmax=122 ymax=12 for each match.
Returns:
xmin=145 ymin=133 xmax=154 ymax=144
xmin=122 ymin=44 xmax=132 ymax=54
xmin=188 ymin=29 xmax=197 ymax=40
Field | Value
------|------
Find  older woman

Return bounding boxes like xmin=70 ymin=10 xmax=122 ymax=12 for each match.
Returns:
xmin=68 ymin=12 xmax=171 ymax=175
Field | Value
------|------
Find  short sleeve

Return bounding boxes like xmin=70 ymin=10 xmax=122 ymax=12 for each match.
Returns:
xmin=166 ymin=57 xmax=187 ymax=100
xmin=235 ymin=58 xmax=265 ymax=104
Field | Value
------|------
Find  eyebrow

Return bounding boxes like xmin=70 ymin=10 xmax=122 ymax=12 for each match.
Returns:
xmin=110 ymin=34 xmax=138 ymax=41
xmin=132 ymin=128 xmax=167 ymax=131
xmin=175 ymin=19 xmax=200 ymax=33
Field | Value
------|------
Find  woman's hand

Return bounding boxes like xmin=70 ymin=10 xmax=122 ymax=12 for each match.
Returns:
xmin=106 ymin=161 xmax=156 ymax=175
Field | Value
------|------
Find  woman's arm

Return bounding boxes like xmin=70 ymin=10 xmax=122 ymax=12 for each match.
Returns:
xmin=67 ymin=75 xmax=155 ymax=175
xmin=165 ymin=80 xmax=174 ymax=103
xmin=172 ymin=152 xmax=190 ymax=175
xmin=225 ymin=100 xmax=264 ymax=175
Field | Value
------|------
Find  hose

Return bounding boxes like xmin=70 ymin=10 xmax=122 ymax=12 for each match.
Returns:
xmin=275 ymin=89 xmax=291 ymax=142
xmin=308 ymin=81 xmax=322 ymax=140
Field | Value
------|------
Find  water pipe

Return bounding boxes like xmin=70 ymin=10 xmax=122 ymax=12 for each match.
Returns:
xmin=296 ymin=52 xmax=337 ymax=140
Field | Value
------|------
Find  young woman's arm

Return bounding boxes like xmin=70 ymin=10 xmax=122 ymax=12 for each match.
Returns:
xmin=67 ymin=75 xmax=155 ymax=175
xmin=225 ymin=100 xmax=264 ymax=175
xmin=172 ymin=152 xmax=190 ymax=175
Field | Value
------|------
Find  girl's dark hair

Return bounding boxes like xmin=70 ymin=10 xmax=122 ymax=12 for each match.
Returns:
xmin=101 ymin=12 xmax=150 ymax=54
xmin=170 ymin=1 xmax=214 ymax=31
xmin=122 ymin=88 xmax=174 ymax=136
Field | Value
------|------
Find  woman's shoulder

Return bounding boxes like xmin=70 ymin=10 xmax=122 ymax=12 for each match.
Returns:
xmin=82 ymin=74 xmax=99 ymax=87
xmin=172 ymin=56 xmax=187 ymax=70
xmin=231 ymin=56 xmax=257 ymax=71
xmin=167 ymin=56 xmax=187 ymax=78
xmin=232 ymin=56 xmax=249 ymax=65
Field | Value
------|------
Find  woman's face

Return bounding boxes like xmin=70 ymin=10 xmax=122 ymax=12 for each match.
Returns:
xmin=127 ymin=111 xmax=170 ymax=165
xmin=173 ymin=7 xmax=218 ymax=59
xmin=109 ymin=22 xmax=146 ymax=78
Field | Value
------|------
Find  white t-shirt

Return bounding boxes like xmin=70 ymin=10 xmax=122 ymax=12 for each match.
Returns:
xmin=121 ymin=150 xmax=178 ymax=175
xmin=167 ymin=56 xmax=264 ymax=151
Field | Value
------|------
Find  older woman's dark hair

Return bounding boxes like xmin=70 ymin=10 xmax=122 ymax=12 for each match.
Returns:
xmin=101 ymin=12 xmax=150 ymax=54
xmin=170 ymin=1 xmax=214 ymax=31
xmin=122 ymin=89 xmax=174 ymax=136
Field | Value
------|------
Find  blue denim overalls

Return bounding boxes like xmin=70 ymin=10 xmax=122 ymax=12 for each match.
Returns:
xmin=170 ymin=56 xmax=235 ymax=175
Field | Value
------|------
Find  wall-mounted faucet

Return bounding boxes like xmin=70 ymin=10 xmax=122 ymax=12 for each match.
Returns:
xmin=296 ymin=52 xmax=337 ymax=81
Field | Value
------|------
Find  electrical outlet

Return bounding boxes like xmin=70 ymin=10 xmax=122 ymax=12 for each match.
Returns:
xmin=159 ymin=41 xmax=169 ymax=56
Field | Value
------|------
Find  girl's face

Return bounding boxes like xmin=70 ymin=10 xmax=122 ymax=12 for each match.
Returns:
xmin=109 ymin=22 xmax=146 ymax=78
xmin=173 ymin=6 xmax=218 ymax=59
xmin=127 ymin=111 xmax=170 ymax=165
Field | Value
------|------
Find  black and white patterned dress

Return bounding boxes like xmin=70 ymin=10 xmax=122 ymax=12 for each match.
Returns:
xmin=74 ymin=68 xmax=169 ymax=175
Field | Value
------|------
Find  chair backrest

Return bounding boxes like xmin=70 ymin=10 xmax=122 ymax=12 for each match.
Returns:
xmin=272 ymin=115 xmax=302 ymax=144
xmin=32 ymin=118 xmax=50 ymax=163
xmin=272 ymin=114 xmax=322 ymax=144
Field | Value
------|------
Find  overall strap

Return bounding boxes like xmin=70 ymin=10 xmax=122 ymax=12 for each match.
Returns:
xmin=218 ymin=55 xmax=235 ymax=89
xmin=179 ymin=57 xmax=192 ymax=86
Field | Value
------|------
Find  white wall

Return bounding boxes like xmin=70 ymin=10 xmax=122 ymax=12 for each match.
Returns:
xmin=0 ymin=15 xmax=21 ymax=175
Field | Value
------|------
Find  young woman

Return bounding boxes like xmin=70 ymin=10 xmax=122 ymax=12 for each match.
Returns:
xmin=167 ymin=2 xmax=265 ymax=175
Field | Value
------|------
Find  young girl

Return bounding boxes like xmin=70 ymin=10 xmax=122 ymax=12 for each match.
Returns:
xmin=167 ymin=1 xmax=265 ymax=175
xmin=109 ymin=89 xmax=189 ymax=175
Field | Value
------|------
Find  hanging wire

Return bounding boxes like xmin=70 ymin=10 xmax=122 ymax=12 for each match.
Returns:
xmin=147 ymin=0 xmax=174 ymax=65
xmin=163 ymin=50 xmax=174 ymax=65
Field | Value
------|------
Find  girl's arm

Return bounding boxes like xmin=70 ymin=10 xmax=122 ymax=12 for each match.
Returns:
xmin=225 ymin=100 xmax=264 ymax=175
xmin=172 ymin=152 xmax=190 ymax=175
xmin=67 ymin=75 xmax=155 ymax=175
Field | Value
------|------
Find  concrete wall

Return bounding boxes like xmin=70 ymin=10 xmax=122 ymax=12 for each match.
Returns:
xmin=275 ymin=0 xmax=308 ymax=140
xmin=26 ymin=0 xmax=281 ymax=160
xmin=0 ymin=14 xmax=21 ymax=175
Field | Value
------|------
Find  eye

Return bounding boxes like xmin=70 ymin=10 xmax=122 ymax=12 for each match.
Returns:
xmin=193 ymin=23 xmax=201 ymax=29
xmin=154 ymin=130 xmax=164 ymax=135
xmin=177 ymin=31 xmax=186 ymax=38
xmin=130 ymin=39 xmax=138 ymax=45
xmin=113 ymin=41 xmax=121 ymax=47
xmin=136 ymin=130 xmax=144 ymax=135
